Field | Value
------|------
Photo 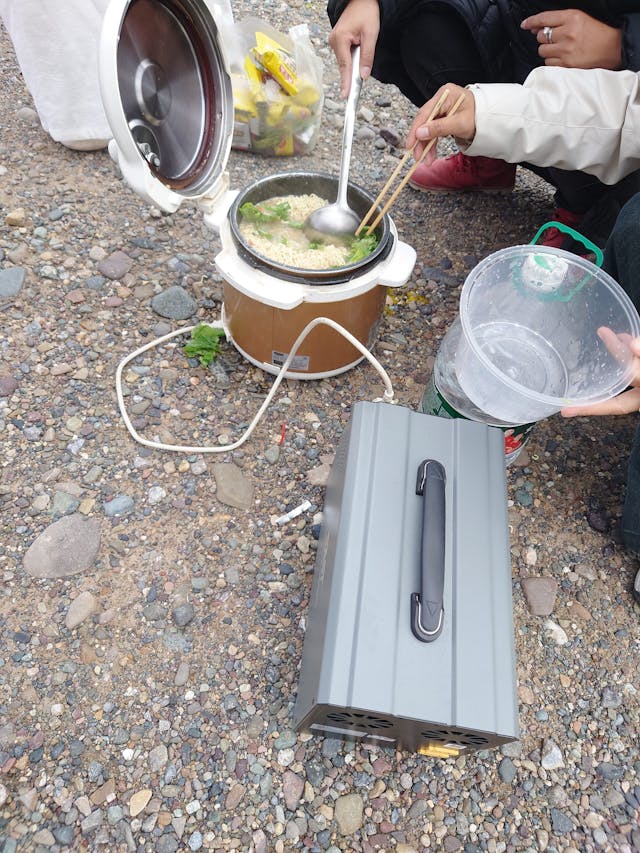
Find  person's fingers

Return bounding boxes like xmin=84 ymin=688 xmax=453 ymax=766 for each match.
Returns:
xmin=520 ymin=11 xmax=566 ymax=32
xmin=561 ymin=331 xmax=640 ymax=418
xmin=597 ymin=328 xmax=640 ymax=386
xmin=333 ymin=40 xmax=355 ymax=98
xmin=406 ymin=85 xmax=469 ymax=147
xmin=561 ymin=387 xmax=640 ymax=418
xmin=358 ymin=30 xmax=376 ymax=80
xmin=414 ymin=114 xmax=469 ymax=142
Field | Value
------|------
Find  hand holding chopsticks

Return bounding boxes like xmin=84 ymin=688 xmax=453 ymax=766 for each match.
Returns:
xmin=356 ymin=89 xmax=468 ymax=236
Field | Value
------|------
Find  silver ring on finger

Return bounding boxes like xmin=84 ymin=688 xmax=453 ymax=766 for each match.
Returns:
xmin=542 ymin=25 xmax=553 ymax=44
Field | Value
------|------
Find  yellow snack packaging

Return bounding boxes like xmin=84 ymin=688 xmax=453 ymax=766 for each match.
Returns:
xmin=253 ymin=31 xmax=299 ymax=96
xmin=230 ymin=19 xmax=324 ymax=156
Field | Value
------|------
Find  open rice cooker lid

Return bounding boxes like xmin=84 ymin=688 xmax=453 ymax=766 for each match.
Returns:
xmin=98 ymin=0 xmax=235 ymax=212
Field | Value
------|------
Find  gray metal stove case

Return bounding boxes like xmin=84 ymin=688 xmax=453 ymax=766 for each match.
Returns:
xmin=294 ymin=402 xmax=519 ymax=755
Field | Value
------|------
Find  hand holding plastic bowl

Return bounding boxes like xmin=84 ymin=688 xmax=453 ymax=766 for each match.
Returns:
xmin=453 ymin=245 xmax=640 ymax=425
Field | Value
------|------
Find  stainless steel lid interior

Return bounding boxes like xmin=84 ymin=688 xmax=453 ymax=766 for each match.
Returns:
xmin=115 ymin=0 xmax=233 ymax=196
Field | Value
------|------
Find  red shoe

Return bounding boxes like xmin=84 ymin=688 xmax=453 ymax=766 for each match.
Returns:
xmin=537 ymin=208 xmax=584 ymax=249
xmin=408 ymin=152 xmax=516 ymax=193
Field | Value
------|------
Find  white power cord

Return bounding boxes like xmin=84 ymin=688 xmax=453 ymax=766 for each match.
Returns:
xmin=115 ymin=315 xmax=396 ymax=454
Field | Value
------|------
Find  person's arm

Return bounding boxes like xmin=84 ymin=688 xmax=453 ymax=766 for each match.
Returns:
xmin=407 ymin=67 xmax=640 ymax=185
xmin=467 ymin=67 xmax=640 ymax=183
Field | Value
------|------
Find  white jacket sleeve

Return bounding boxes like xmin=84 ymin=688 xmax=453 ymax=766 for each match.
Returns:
xmin=464 ymin=67 xmax=640 ymax=186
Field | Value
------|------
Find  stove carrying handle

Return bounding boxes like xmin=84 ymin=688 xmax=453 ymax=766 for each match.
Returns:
xmin=411 ymin=459 xmax=446 ymax=643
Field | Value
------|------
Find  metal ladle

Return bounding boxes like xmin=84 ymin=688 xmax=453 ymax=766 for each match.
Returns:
xmin=304 ymin=45 xmax=363 ymax=241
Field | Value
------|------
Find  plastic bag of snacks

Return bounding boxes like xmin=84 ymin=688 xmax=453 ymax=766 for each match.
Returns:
xmin=229 ymin=18 xmax=324 ymax=156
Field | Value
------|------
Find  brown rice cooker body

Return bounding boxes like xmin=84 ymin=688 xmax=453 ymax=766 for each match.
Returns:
xmin=222 ymin=280 xmax=388 ymax=375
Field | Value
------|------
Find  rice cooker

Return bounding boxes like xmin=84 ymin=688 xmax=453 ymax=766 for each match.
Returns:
xmin=98 ymin=0 xmax=417 ymax=378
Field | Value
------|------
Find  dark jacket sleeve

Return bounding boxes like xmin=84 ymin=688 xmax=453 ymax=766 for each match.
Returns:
xmin=328 ymin=0 xmax=395 ymax=29
xmin=327 ymin=0 xmax=350 ymax=27
xmin=620 ymin=15 xmax=640 ymax=71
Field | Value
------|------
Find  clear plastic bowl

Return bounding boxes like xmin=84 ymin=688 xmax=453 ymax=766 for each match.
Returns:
xmin=456 ymin=245 xmax=640 ymax=424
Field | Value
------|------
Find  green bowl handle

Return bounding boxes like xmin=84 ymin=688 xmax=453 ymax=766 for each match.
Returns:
xmin=530 ymin=221 xmax=604 ymax=267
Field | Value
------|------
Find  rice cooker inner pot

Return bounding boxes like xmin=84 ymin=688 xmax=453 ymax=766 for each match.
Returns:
xmin=228 ymin=172 xmax=393 ymax=285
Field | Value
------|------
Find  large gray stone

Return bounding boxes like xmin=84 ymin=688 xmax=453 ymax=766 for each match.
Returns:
xmin=521 ymin=576 xmax=558 ymax=616
xmin=334 ymin=793 xmax=363 ymax=835
xmin=24 ymin=514 xmax=101 ymax=578
xmin=213 ymin=462 xmax=254 ymax=510
xmin=151 ymin=285 xmax=197 ymax=320
xmin=0 ymin=376 xmax=19 ymax=397
xmin=0 ymin=266 xmax=26 ymax=297
xmin=97 ymin=250 xmax=133 ymax=280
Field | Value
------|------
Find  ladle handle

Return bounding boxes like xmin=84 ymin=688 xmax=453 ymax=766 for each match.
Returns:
xmin=336 ymin=45 xmax=362 ymax=208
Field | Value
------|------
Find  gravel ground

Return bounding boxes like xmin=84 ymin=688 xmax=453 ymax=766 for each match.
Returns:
xmin=1 ymin=3 xmax=639 ymax=853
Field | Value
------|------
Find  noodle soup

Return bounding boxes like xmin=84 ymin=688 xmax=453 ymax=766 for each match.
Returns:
xmin=237 ymin=193 xmax=378 ymax=270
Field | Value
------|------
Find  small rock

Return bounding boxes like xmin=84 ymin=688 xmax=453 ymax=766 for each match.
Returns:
xmin=149 ymin=744 xmax=168 ymax=772
xmin=32 ymin=828 xmax=55 ymax=846
xmin=550 ymin=808 xmax=574 ymax=834
xmin=264 ymin=446 xmax=280 ymax=464
xmin=498 ymin=757 xmax=517 ymax=783
xmin=188 ymin=831 xmax=203 ymax=851
xmin=0 ymin=376 xmax=19 ymax=397
xmin=148 ymin=486 xmax=166 ymax=504
xmin=65 ymin=591 xmax=97 ymax=630
xmin=226 ymin=785 xmax=245 ymax=810
xmin=19 ymin=788 xmax=38 ymax=810
xmin=97 ymin=250 xmax=133 ymax=280
xmin=151 ymin=285 xmax=197 ymax=320
xmin=543 ymin=619 xmax=568 ymax=645
xmin=334 ymin=793 xmax=364 ymax=835
xmin=103 ymin=495 xmax=135 ymax=517
xmin=172 ymin=602 xmax=195 ymax=627
xmin=80 ymin=809 xmax=103 ymax=834
xmin=601 ymin=687 xmax=622 ymax=708
xmin=16 ymin=106 xmax=38 ymax=124
xmin=5 ymin=208 xmax=26 ymax=226
xmin=53 ymin=826 xmax=75 ymax=846
xmin=129 ymin=789 xmax=152 ymax=817
xmin=541 ymin=740 xmax=565 ymax=770
xmin=306 ymin=462 xmax=332 ymax=487
xmin=283 ymin=770 xmax=304 ymax=811
xmin=143 ymin=603 xmax=167 ymax=621
xmin=521 ymin=577 xmax=557 ymax=616
xmin=175 ymin=661 xmax=190 ymax=686
xmin=596 ymin=762 xmax=624 ymax=781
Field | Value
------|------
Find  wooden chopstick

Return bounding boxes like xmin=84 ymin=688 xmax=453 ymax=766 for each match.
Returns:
xmin=361 ymin=90 xmax=467 ymax=236
xmin=356 ymin=89 xmax=450 ymax=237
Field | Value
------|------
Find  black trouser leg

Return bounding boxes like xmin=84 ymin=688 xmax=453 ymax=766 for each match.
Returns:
xmin=397 ymin=9 xmax=492 ymax=105
xmin=371 ymin=8 xmax=491 ymax=107
xmin=602 ymin=194 xmax=640 ymax=553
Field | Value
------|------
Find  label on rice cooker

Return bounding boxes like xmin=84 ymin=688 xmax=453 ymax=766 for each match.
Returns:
xmin=272 ymin=350 xmax=310 ymax=371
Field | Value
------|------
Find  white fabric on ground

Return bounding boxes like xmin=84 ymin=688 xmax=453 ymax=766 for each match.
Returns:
xmin=0 ymin=0 xmax=111 ymax=147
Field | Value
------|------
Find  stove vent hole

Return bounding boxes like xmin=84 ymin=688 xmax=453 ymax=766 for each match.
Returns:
xmin=326 ymin=711 xmax=394 ymax=730
xmin=420 ymin=727 xmax=489 ymax=746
